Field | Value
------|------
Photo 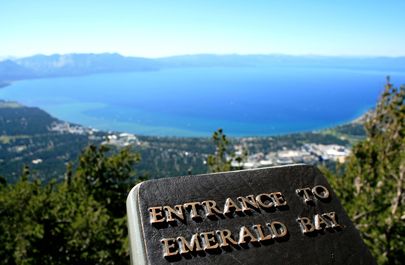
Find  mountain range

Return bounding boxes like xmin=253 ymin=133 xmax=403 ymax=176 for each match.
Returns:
xmin=1 ymin=53 xmax=405 ymax=83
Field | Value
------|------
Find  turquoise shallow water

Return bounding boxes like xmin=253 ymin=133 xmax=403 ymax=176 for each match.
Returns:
xmin=1 ymin=67 xmax=404 ymax=136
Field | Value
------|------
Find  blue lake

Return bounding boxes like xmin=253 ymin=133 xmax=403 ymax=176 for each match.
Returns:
xmin=1 ymin=67 xmax=404 ymax=136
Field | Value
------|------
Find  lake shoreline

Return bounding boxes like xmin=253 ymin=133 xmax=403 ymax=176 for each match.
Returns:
xmin=1 ymin=68 xmax=401 ymax=137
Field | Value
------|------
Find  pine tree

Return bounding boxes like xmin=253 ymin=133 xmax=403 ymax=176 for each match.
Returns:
xmin=324 ymin=77 xmax=404 ymax=264
xmin=0 ymin=145 xmax=144 ymax=264
xmin=207 ymin=128 xmax=247 ymax=173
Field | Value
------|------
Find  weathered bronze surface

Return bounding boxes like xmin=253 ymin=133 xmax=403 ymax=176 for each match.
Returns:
xmin=127 ymin=165 xmax=375 ymax=265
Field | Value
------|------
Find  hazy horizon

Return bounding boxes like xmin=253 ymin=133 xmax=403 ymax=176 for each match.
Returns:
xmin=3 ymin=52 xmax=405 ymax=60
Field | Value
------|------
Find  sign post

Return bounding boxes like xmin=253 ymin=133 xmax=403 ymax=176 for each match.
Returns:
xmin=127 ymin=165 xmax=375 ymax=265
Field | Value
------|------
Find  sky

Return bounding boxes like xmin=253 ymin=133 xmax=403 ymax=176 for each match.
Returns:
xmin=1 ymin=0 xmax=405 ymax=58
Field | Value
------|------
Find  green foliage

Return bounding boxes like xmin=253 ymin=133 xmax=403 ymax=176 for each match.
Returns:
xmin=0 ymin=178 xmax=113 ymax=265
xmin=323 ymin=78 xmax=404 ymax=264
xmin=207 ymin=128 xmax=247 ymax=173
xmin=75 ymin=145 xmax=141 ymax=218
xmin=207 ymin=129 xmax=232 ymax=172
xmin=0 ymin=145 xmax=144 ymax=265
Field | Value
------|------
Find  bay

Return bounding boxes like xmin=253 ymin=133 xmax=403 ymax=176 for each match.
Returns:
xmin=0 ymin=66 xmax=404 ymax=136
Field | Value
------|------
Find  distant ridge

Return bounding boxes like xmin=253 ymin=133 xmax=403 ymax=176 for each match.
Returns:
xmin=156 ymin=54 xmax=405 ymax=70
xmin=0 ymin=60 xmax=35 ymax=81
xmin=14 ymin=53 xmax=157 ymax=78
xmin=1 ymin=53 xmax=405 ymax=82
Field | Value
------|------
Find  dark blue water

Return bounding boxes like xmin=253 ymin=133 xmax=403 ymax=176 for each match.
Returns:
xmin=1 ymin=67 xmax=404 ymax=136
